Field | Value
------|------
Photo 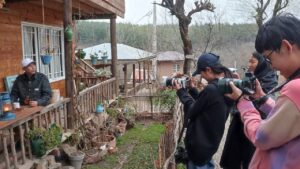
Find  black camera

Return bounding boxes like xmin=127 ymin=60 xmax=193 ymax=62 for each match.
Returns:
xmin=174 ymin=145 xmax=188 ymax=164
xmin=163 ymin=76 xmax=190 ymax=88
xmin=218 ymin=72 xmax=256 ymax=95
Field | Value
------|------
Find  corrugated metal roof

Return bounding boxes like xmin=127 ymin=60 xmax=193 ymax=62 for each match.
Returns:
xmin=156 ymin=51 xmax=184 ymax=61
xmin=83 ymin=43 xmax=154 ymax=60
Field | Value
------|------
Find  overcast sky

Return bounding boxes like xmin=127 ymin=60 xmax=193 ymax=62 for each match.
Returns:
xmin=117 ymin=0 xmax=299 ymax=25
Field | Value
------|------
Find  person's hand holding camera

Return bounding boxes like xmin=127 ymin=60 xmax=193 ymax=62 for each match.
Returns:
xmin=172 ymin=79 xmax=182 ymax=90
xmin=226 ymin=79 xmax=266 ymax=102
xmin=225 ymin=82 xmax=243 ymax=101
xmin=251 ymin=79 xmax=266 ymax=99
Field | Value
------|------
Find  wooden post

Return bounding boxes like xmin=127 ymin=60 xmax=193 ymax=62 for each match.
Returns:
xmin=123 ymin=64 xmax=128 ymax=96
xmin=110 ymin=15 xmax=118 ymax=97
xmin=133 ymin=64 xmax=136 ymax=95
xmin=147 ymin=61 xmax=150 ymax=87
xmin=10 ymin=129 xmax=18 ymax=168
xmin=143 ymin=61 xmax=146 ymax=83
xmin=138 ymin=62 xmax=141 ymax=83
xmin=64 ymin=0 xmax=74 ymax=128
xmin=19 ymin=125 xmax=26 ymax=164
xmin=3 ymin=131 xmax=10 ymax=169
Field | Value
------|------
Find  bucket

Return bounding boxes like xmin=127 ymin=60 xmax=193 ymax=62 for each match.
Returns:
xmin=51 ymin=89 xmax=60 ymax=103
xmin=69 ymin=151 xmax=85 ymax=169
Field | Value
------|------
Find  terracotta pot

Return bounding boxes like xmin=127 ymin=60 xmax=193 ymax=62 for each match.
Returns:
xmin=91 ymin=135 xmax=116 ymax=149
xmin=84 ymin=149 xmax=102 ymax=164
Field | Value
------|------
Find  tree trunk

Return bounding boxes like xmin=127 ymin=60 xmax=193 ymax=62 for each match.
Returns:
xmin=179 ymin=19 xmax=193 ymax=75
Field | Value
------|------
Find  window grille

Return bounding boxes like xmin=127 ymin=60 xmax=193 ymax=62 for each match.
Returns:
xmin=21 ymin=22 xmax=65 ymax=82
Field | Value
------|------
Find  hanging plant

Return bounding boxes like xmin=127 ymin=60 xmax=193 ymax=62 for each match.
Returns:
xmin=65 ymin=26 xmax=73 ymax=42
xmin=40 ymin=47 xmax=55 ymax=65
xmin=75 ymin=49 xmax=86 ymax=59
xmin=90 ymin=52 xmax=99 ymax=65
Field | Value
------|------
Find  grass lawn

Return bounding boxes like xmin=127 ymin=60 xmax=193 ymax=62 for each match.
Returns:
xmin=83 ymin=122 xmax=165 ymax=169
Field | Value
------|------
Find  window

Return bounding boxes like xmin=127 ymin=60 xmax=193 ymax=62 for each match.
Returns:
xmin=22 ymin=22 xmax=65 ymax=82
xmin=173 ymin=63 xmax=180 ymax=72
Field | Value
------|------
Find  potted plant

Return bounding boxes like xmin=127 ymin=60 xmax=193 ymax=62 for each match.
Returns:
xmin=40 ymin=47 xmax=55 ymax=65
xmin=28 ymin=127 xmax=47 ymax=157
xmin=101 ymin=51 xmax=108 ymax=64
xmin=27 ymin=124 xmax=62 ymax=157
xmin=90 ymin=52 xmax=98 ymax=65
xmin=75 ymin=49 xmax=86 ymax=59
xmin=96 ymin=101 xmax=104 ymax=114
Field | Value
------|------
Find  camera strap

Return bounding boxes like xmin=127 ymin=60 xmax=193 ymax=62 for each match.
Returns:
xmin=256 ymin=68 xmax=300 ymax=104
xmin=267 ymin=68 xmax=300 ymax=95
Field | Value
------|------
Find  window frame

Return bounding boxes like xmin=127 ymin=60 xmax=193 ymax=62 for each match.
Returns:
xmin=172 ymin=63 xmax=180 ymax=72
xmin=21 ymin=22 xmax=65 ymax=83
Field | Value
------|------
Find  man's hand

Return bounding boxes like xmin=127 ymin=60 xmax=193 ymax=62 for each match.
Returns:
xmin=251 ymin=79 xmax=266 ymax=99
xmin=172 ymin=79 xmax=182 ymax=90
xmin=225 ymin=82 xmax=243 ymax=101
xmin=29 ymin=101 xmax=38 ymax=107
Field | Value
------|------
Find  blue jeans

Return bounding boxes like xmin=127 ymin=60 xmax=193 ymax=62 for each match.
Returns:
xmin=187 ymin=160 xmax=215 ymax=169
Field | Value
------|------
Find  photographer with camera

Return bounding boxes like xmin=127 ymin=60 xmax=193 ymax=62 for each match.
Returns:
xmin=220 ymin=52 xmax=278 ymax=169
xmin=225 ymin=14 xmax=300 ymax=169
xmin=173 ymin=53 xmax=234 ymax=169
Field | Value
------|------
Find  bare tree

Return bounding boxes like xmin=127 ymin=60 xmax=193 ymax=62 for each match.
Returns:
xmin=273 ymin=0 xmax=289 ymax=17
xmin=253 ymin=0 xmax=289 ymax=28
xmin=157 ymin=0 xmax=215 ymax=74
xmin=254 ymin=0 xmax=271 ymax=28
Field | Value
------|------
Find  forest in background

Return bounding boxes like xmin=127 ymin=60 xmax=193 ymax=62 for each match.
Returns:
xmin=75 ymin=21 xmax=258 ymax=69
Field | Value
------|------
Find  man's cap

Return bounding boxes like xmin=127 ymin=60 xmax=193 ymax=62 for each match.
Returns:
xmin=192 ymin=53 xmax=221 ymax=76
xmin=22 ymin=58 xmax=36 ymax=68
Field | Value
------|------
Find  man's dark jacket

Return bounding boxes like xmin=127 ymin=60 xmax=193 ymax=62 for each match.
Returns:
xmin=10 ymin=72 xmax=52 ymax=106
xmin=176 ymin=79 xmax=233 ymax=166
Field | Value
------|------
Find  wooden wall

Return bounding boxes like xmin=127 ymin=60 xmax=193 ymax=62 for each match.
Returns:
xmin=0 ymin=1 xmax=65 ymax=96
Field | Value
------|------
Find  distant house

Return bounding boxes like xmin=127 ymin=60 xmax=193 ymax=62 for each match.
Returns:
xmin=83 ymin=43 xmax=155 ymax=84
xmin=156 ymin=51 xmax=184 ymax=81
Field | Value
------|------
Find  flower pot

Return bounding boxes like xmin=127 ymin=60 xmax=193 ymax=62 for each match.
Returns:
xmin=65 ymin=26 xmax=73 ymax=42
xmin=101 ymin=55 xmax=108 ymax=64
xmin=31 ymin=138 xmax=47 ymax=157
xmin=84 ymin=149 xmax=102 ymax=164
xmin=69 ymin=151 xmax=85 ymax=169
xmin=96 ymin=104 xmax=104 ymax=113
xmin=91 ymin=135 xmax=116 ymax=149
xmin=76 ymin=49 xmax=86 ymax=59
xmin=41 ymin=55 xmax=52 ymax=65
xmin=91 ymin=57 xmax=98 ymax=65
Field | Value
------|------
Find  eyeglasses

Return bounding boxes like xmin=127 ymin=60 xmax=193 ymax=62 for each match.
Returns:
xmin=264 ymin=50 xmax=274 ymax=64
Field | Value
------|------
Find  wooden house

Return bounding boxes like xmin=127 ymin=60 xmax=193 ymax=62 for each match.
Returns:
xmin=0 ymin=0 xmax=124 ymax=95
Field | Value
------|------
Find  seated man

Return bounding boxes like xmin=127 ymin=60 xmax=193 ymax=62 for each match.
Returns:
xmin=10 ymin=58 xmax=52 ymax=106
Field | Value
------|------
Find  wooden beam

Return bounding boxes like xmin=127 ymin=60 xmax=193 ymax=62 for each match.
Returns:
xmin=133 ymin=64 xmax=136 ymax=95
xmin=64 ymin=0 xmax=74 ymax=129
xmin=123 ymin=64 xmax=128 ymax=96
xmin=110 ymin=16 xmax=118 ymax=97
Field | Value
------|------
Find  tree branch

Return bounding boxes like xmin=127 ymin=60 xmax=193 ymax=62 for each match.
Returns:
xmin=187 ymin=0 xmax=215 ymax=19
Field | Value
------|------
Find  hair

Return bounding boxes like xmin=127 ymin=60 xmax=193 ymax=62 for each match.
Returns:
xmin=210 ymin=65 xmax=233 ymax=78
xmin=255 ymin=13 xmax=300 ymax=53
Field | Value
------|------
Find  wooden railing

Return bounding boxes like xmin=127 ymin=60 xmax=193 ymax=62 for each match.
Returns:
xmin=75 ymin=77 xmax=116 ymax=122
xmin=158 ymin=100 xmax=184 ymax=169
xmin=0 ymin=98 xmax=70 ymax=169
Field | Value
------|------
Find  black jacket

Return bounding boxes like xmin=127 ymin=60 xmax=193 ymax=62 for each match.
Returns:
xmin=176 ymin=79 xmax=233 ymax=166
xmin=254 ymin=55 xmax=278 ymax=93
xmin=220 ymin=58 xmax=278 ymax=169
xmin=11 ymin=72 xmax=52 ymax=106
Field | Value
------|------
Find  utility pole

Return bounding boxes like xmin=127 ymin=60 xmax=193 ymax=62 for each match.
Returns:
xmin=152 ymin=0 xmax=158 ymax=80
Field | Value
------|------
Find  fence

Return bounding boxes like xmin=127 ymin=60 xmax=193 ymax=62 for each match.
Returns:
xmin=158 ymin=100 xmax=184 ymax=169
xmin=0 ymin=98 xmax=70 ymax=169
